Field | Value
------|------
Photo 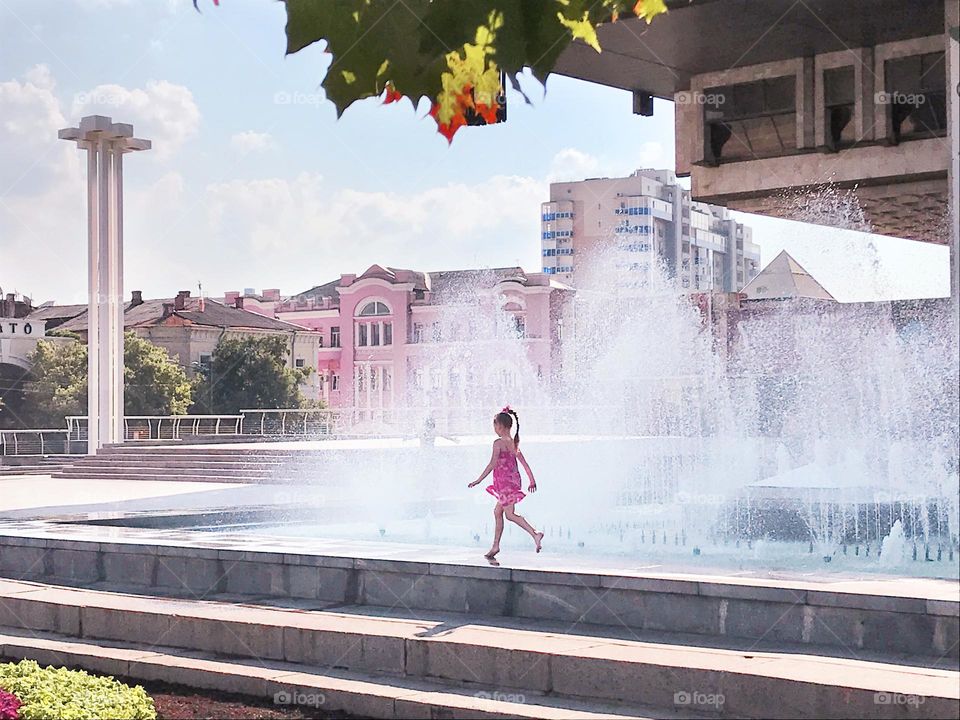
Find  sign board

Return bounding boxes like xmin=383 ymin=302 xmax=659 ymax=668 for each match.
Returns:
xmin=0 ymin=320 xmax=46 ymax=337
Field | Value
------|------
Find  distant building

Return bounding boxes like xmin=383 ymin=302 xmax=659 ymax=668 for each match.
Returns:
xmin=541 ymin=169 xmax=760 ymax=291
xmin=27 ymin=291 xmax=323 ymax=402
xmin=271 ymin=265 xmax=573 ymax=417
xmin=740 ymin=251 xmax=835 ymax=301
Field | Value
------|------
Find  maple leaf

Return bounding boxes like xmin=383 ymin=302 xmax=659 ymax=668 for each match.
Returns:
xmin=634 ymin=0 xmax=668 ymax=23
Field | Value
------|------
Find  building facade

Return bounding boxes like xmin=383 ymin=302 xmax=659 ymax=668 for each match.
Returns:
xmin=27 ymin=291 xmax=324 ymax=402
xmin=270 ymin=265 xmax=572 ymax=418
xmin=541 ymin=169 xmax=760 ymax=292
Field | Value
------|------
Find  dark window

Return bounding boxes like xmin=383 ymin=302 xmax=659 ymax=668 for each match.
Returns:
xmin=885 ymin=52 xmax=947 ymax=143
xmin=823 ymin=66 xmax=855 ymax=150
xmin=384 ymin=323 xmax=393 ymax=346
xmin=331 ymin=327 xmax=340 ymax=347
xmin=703 ymin=76 xmax=797 ymax=164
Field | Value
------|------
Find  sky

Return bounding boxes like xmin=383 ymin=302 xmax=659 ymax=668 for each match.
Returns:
xmin=0 ymin=0 xmax=951 ymax=306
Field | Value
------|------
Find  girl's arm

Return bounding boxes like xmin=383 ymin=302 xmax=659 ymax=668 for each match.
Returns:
xmin=517 ymin=450 xmax=537 ymax=492
xmin=468 ymin=441 xmax=500 ymax=487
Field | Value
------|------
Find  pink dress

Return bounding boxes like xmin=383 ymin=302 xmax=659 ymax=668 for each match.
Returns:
xmin=486 ymin=445 xmax=526 ymax=506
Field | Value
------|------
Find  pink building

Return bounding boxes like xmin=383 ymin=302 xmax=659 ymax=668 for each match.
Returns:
xmin=249 ymin=266 xmax=572 ymax=418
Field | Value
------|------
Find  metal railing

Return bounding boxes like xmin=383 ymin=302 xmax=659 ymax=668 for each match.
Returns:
xmin=65 ymin=415 xmax=244 ymax=441
xmin=0 ymin=429 xmax=74 ymax=456
xmin=240 ymin=408 xmax=347 ymax=436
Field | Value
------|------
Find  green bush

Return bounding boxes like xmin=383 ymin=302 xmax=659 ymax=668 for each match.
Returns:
xmin=0 ymin=660 xmax=156 ymax=720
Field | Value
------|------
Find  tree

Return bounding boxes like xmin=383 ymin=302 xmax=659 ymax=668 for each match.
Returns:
xmin=124 ymin=333 xmax=193 ymax=415
xmin=191 ymin=335 xmax=311 ymax=414
xmin=9 ymin=333 xmax=194 ymax=428
xmin=197 ymin=0 xmax=668 ymax=142
xmin=8 ymin=339 xmax=87 ymax=429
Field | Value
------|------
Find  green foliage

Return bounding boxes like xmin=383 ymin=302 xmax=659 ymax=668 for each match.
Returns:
xmin=123 ymin=332 xmax=193 ymax=415
xmin=16 ymin=339 xmax=87 ymax=428
xmin=8 ymin=333 xmax=194 ymax=429
xmin=282 ymin=0 xmax=667 ymax=135
xmin=191 ymin=334 xmax=311 ymax=414
xmin=0 ymin=659 xmax=156 ymax=720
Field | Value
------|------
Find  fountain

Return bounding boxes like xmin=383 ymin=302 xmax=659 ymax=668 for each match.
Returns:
xmin=182 ymin=232 xmax=956 ymax=579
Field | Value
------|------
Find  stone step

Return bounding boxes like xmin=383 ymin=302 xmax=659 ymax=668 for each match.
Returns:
xmin=0 ymin=579 xmax=956 ymax=719
xmin=74 ymin=455 xmax=291 ymax=465
xmin=54 ymin=471 xmax=303 ymax=484
xmin=62 ymin=464 xmax=279 ymax=477
xmin=99 ymin=446 xmax=383 ymax=457
xmin=0 ymin=465 xmax=69 ymax=476
xmin=0 ymin=629 xmax=670 ymax=720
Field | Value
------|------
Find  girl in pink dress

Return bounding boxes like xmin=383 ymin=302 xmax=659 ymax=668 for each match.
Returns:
xmin=468 ymin=406 xmax=543 ymax=558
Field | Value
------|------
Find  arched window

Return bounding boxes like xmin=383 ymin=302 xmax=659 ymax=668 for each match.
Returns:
xmin=355 ymin=300 xmax=393 ymax=347
xmin=358 ymin=301 xmax=390 ymax=317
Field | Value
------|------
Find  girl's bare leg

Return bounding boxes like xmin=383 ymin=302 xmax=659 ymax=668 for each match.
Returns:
xmin=486 ymin=503 xmax=504 ymax=558
xmin=504 ymin=505 xmax=544 ymax=552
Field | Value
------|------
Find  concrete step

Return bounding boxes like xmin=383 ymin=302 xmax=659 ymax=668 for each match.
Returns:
xmin=72 ymin=455 xmax=291 ymax=465
xmin=0 ymin=465 xmax=69 ymax=476
xmin=0 ymin=579 xmax=956 ymax=719
xmin=61 ymin=464 xmax=279 ymax=477
xmin=54 ymin=471 xmax=304 ymax=484
xmin=99 ymin=446 xmax=361 ymax=457
xmin=0 ymin=629 xmax=670 ymax=720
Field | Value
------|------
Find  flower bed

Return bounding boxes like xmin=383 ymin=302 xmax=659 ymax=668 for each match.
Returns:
xmin=0 ymin=660 xmax=156 ymax=720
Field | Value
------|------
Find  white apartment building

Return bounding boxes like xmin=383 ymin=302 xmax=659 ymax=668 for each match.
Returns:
xmin=541 ymin=169 xmax=761 ymax=292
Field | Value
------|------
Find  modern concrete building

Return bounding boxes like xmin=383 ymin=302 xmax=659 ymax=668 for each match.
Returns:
xmin=541 ymin=169 xmax=760 ymax=291
xmin=551 ymin=0 xmax=959 ymax=295
xmin=271 ymin=265 xmax=572 ymax=418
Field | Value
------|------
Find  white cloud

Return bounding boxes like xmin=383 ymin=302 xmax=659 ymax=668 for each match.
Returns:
xmin=0 ymin=65 xmax=77 ymax=195
xmin=547 ymin=144 xmax=665 ymax=183
xmin=547 ymin=148 xmax=600 ymax=183
xmin=71 ymin=80 xmax=200 ymax=160
xmin=229 ymin=131 xmax=275 ymax=154
xmin=199 ymin=172 xmax=546 ymax=291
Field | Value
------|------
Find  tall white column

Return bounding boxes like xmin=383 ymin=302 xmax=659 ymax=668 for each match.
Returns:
xmin=947 ymin=4 xmax=959 ymax=303
xmin=85 ymin=141 xmax=101 ymax=455
xmin=60 ymin=116 xmax=150 ymax=454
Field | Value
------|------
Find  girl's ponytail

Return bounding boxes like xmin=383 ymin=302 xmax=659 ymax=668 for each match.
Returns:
xmin=508 ymin=409 xmax=520 ymax=447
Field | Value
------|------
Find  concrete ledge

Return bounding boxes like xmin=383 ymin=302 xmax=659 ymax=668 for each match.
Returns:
xmin=0 ymin=631 xmax=651 ymax=720
xmin=0 ymin=585 xmax=957 ymax=720
xmin=0 ymin=533 xmax=957 ymax=660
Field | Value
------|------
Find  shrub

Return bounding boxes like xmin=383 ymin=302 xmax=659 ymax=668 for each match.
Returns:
xmin=0 ymin=660 xmax=155 ymax=720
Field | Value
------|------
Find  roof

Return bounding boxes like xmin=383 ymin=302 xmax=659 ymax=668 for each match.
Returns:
xmin=49 ymin=297 xmax=309 ymax=333
xmin=287 ymin=266 xmax=539 ymax=306
xmin=740 ymin=251 xmax=836 ymax=301
xmin=25 ymin=303 xmax=87 ymax=327
xmin=426 ymin=267 xmax=528 ymax=297
xmin=288 ymin=279 xmax=341 ymax=304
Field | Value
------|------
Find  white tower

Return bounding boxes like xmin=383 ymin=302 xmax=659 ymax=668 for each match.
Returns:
xmin=59 ymin=116 xmax=151 ymax=454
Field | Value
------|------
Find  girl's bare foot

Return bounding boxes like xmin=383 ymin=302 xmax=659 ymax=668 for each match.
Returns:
xmin=534 ymin=532 xmax=544 ymax=553
xmin=484 ymin=547 xmax=500 ymax=559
